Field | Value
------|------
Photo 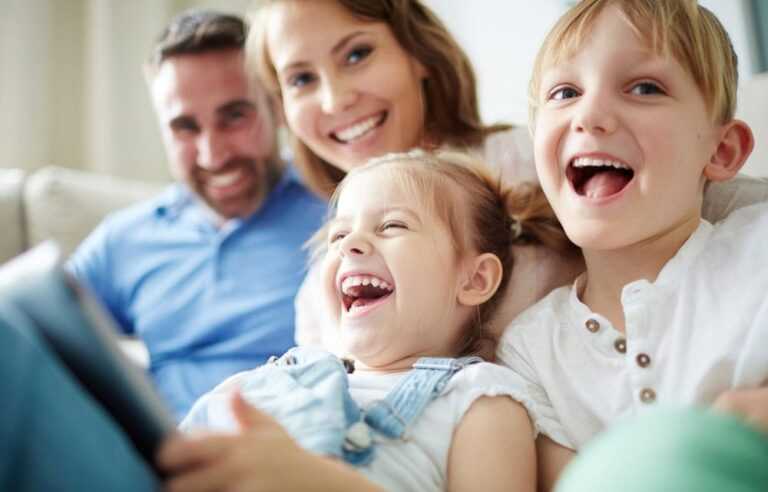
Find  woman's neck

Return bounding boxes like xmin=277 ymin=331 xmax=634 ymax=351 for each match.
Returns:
xmin=580 ymin=216 xmax=701 ymax=332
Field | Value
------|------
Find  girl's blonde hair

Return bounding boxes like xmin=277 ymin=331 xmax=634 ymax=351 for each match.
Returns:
xmin=529 ymin=0 xmax=739 ymax=129
xmin=247 ymin=0 xmax=511 ymax=198
xmin=315 ymin=150 xmax=577 ymax=358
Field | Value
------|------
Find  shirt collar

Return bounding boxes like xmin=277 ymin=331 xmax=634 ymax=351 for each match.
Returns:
xmin=566 ymin=218 xmax=714 ymax=342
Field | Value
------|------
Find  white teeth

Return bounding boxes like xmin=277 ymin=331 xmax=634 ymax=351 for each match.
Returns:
xmin=340 ymin=274 xmax=394 ymax=295
xmin=208 ymin=170 xmax=243 ymax=188
xmin=334 ymin=115 xmax=382 ymax=142
xmin=572 ymin=157 xmax=630 ymax=170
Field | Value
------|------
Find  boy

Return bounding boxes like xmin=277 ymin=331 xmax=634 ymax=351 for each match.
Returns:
xmin=498 ymin=1 xmax=768 ymax=490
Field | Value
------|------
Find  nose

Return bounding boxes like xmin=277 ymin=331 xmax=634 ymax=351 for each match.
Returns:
xmin=571 ymin=93 xmax=618 ymax=135
xmin=339 ymin=231 xmax=372 ymax=257
xmin=320 ymin=77 xmax=357 ymax=114
xmin=196 ymin=131 xmax=231 ymax=171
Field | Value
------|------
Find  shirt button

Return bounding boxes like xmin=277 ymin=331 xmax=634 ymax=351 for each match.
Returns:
xmin=585 ymin=319 xmax=600 ymax=333
xmin=636 ymin=353 xmax=651 ymax=368
xmin=614 ymin=338 xmax=627 ymax=354
xmin=640 ymin=388 xmax=656 ymax=403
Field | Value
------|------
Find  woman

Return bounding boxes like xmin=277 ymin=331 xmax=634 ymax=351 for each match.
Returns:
xmin=247 ymin=0 xmax=581 ymax=350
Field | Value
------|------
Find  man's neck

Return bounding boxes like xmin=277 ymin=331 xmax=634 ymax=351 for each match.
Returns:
xmin=580 ymin=215 xmax=701 ymax=331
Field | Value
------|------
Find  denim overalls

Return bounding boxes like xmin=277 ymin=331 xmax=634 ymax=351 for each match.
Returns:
xmin=185 ymin=346 xmax=481 ymax=467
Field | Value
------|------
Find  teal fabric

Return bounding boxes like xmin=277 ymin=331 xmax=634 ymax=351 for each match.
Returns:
xmin=0 ymin=302 xmax=158 ymax=491
xmin=752 ymin=0 xmax=768 ymax=72
xmin=556 ymin=408 xmax=768 ymax=492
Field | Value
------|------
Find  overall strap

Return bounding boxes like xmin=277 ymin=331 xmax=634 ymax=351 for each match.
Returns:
xmin=363 ymin=356 xmax=483 ymax=439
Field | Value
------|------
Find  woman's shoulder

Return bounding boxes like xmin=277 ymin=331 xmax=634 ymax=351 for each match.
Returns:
xmin=480 ymin=126 xmax=538 ymax=184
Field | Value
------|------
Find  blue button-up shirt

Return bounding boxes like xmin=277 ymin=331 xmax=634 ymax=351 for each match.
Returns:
xmin=68 ymin=167 xmax=327 ymax=419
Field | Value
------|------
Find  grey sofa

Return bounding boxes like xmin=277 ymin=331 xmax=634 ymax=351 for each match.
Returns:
xmin=0 ymin=166 xmax=163 ymax=265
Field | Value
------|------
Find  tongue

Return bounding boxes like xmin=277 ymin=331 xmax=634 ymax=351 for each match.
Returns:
xmin=582 ymin=170 xmax=630 ymax=198
xmin=351 ymin=297 xmax=377 ymax=310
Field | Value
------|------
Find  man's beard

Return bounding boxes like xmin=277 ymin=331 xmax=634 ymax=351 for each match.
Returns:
xmin=195 ymin=156 xmax=283 ymax=220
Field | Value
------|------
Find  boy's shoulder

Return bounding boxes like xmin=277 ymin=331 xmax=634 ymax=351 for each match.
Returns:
xmin=699 ymin=200 xmax=768 ymax=268
xmin=501 ymin=284 xmax=574 ymax=342
xmin=710 ymin=199 xmax=768 ymax=230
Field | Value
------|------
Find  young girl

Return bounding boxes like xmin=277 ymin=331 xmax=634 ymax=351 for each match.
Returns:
xmin=247 ymin=0 xmax=585 ymax=350
xmin=161 ymin=150 xmax=577 ymax=491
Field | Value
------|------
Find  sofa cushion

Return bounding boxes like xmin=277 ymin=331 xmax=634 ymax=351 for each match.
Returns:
xmin=0 ymin=169 xmax=27 ymax=264
xmin=737 ymin=72 xmax=768 ymax=178
xmin=24 ymin=166 xmax=164 ymax=258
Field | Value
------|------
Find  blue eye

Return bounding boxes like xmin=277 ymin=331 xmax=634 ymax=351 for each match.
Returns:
xmin=329 ymin=231 xmax=347 ymax=244
xmin=347 ymin=45 xmax=372 ymax=65
xmin=222 ymin=110 xmax=247 ymax=127
xmin=170 ymin=117 xmax=199 ymax=135
xmin=630 ymin=82 xmax=665 ymax=96
xmin=288 ymin=72 xmax=315 ymax=89
xmin=550 ymin=86 xmax=580 ymax=101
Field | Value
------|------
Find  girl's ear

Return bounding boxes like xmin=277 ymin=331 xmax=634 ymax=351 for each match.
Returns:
xmin=457 ymin=253 xmax=503 ymax=307
xmin=704 ymin=119 xmax=754 ymax=182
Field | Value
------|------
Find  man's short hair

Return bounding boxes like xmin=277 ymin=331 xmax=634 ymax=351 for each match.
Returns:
xmin=149 ymin=10 xmax=246 ymax=68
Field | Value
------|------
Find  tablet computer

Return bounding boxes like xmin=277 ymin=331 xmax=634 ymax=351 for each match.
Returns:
xmin=0 ymin=242 xmax=175 ymax=471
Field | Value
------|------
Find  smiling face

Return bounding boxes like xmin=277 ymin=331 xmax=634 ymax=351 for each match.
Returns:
xmin=265 ymin=0 xmax=428 ymax=172
xmin=149 ymin=50 xmax=278 ymax=221
xmin=321 ymin=166 xmax=472 ymax=370
xmin=532 ymin=5 xmax=722 ymax=253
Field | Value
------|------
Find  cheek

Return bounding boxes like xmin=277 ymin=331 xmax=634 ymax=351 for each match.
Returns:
xmin=165 ymin=138 xmax=197 ymax=174
xmin=244 ymin=117 xmax=276 ymax=158
xmin=321 ymin=256 xmax=341 ymax=316
xmin=283 ymin=96 xmax=314 ymax=141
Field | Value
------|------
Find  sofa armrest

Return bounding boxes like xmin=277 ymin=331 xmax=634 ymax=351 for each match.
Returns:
xmin=0 ymin=169 xmax=27 ymax=264
xmin=24 ymin=166 xmax=164 ymax=258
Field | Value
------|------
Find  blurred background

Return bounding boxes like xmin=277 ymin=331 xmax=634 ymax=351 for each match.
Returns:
xmin=1 ymin=0 xmax=766 ymax=182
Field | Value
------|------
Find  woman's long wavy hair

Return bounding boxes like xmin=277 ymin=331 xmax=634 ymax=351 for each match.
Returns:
xmin=248 ymin=0 xmax=511 ymax=198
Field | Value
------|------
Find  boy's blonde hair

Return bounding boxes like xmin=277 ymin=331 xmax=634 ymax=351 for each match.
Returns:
xmin=313 ymin=150 xmax=577 ymax=358
xmin=529 ymin=0 xmax=738 ymax=128
xmin=247 ymin=0 xmax=511 ymax=199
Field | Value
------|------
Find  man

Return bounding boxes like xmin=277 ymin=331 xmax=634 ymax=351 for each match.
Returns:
xmin=68 ymin=10 xmax=326 ymax=420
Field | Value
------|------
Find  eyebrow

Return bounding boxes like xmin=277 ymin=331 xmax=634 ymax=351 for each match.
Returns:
xmin=282 ymin=31 xmax=368 ymax=72
xmin=217 ymin=99 xmax=256 ymax=116
xmin=167 ymin=99 xmax=256 ymax=129
xmin=330 ymin=206 xmax=422 ymax=226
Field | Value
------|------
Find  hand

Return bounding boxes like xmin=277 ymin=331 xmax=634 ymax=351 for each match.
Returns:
xmin=157 ymin=391 xmax=316 ymax=492
xmin=713 ymin=386 xmax=768 ymax=435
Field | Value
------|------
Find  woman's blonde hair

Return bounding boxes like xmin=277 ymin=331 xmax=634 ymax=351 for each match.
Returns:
xmin=314 ymin=150 xmax=577 ymax=358
xmin=247 ymin=0 xmax=510 ymax=198
xmin=529 ymin=0 xmax=739 ymax=129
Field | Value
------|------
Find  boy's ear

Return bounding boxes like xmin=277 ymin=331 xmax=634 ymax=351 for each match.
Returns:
xmin=457 ymin=253 xmax=503 ymax=307
xmin=704 ymin=119 xmax=754 ymax=182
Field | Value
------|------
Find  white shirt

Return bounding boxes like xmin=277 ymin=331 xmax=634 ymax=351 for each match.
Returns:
xmin=498 ymin=202 xmax=768 ymax=449
xmin=349 ymin=363 xmax=535 ymax=492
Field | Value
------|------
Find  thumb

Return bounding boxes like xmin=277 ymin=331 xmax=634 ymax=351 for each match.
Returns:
xmin=230 ymin=390 xmax=277 ymax=431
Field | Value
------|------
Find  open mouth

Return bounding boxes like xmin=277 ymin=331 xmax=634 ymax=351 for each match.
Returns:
xmin=340 ymin=274 xmax=394 ymax=314
xmin=331 ymin=112 xmax=387 ymax=143
xmin=566 ymin=157 xmax=634 ymax=199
